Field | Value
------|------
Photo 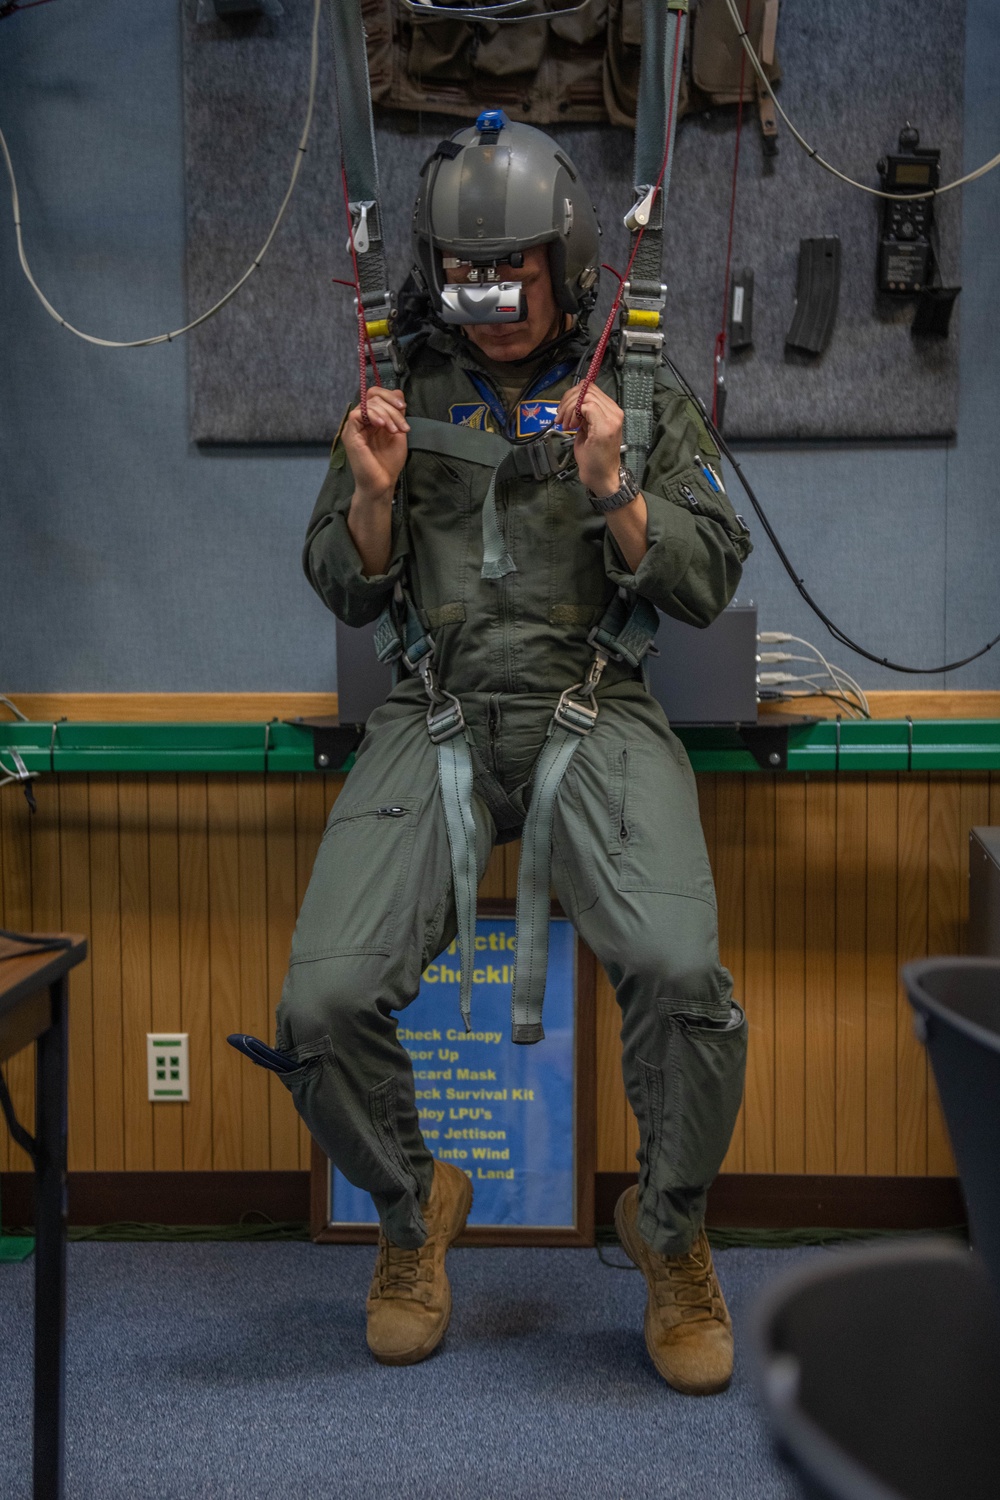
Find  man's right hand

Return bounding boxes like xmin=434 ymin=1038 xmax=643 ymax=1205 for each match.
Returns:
xmin=342 ymin=388 xmax=410 ymax=502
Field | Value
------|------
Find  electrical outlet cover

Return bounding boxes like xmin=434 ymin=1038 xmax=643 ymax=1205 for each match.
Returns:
xmin=147 ymin=1034 xmax=190 ymax=1103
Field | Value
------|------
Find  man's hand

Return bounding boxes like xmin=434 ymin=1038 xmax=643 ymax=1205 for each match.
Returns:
xmin=342 ymin=388 xmax=410 ymax=502
xmin=344 ymin=389 xmax=409 ymax=577
xmin=556 ymin=382 xmax=649 ymax=572
xmin=555 ymin=382 xmax=624 ymax=498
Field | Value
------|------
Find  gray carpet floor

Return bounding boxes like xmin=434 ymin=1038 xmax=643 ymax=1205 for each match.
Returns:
xmin=0 ymin=1242 xmax=820 ymax=1499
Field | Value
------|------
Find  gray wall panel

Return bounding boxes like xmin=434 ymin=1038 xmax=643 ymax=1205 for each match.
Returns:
xmin=182 ymin=0 xmax=965 ymax=444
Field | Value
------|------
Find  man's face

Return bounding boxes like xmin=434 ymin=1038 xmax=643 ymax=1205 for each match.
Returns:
xmin=445 ymin=244 xmax=566 ymax=362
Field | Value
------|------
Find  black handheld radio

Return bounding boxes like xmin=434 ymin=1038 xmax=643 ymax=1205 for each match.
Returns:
xmin=876 ymin=124 xmax=940 ymax=295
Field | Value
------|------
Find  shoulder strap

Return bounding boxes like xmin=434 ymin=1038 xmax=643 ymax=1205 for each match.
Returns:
xmin=327 ymin=0 xmax=401 ymax=387
xmin=620 ymin=0 xmax=689 ymax=476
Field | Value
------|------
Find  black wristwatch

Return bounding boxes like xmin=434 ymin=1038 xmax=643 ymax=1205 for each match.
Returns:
xmin=587 ymin=465 xmax=641 ymax=514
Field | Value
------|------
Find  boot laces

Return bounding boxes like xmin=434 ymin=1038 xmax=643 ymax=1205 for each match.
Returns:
xmin=651 ymin=1237 xmax=721 ymax=1322
xmin=374 ymin=1236 xmax=435 ymax=1303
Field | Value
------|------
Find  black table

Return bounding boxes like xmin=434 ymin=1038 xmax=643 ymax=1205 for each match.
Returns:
xmin=0 ymin=934 xmax=86 ymax=1500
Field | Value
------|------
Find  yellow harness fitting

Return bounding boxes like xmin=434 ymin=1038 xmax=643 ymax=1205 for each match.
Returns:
xmin=625 ymin=309 xmax=661 ymax=330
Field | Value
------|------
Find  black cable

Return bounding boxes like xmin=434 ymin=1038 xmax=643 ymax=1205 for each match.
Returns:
xmin=664 ymin=355 xmax=1000 ymax=676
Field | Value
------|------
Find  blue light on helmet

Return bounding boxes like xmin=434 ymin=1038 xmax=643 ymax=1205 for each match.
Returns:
xmin=475 ymin=108 xmax=508 ymax=134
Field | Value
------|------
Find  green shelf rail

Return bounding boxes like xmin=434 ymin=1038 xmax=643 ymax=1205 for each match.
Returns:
xmin=3 ymin=717 xmax=1000 ymax=780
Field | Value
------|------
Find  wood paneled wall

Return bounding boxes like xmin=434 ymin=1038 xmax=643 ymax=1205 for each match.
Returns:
xmin=596 ymin=771 xmax=999 ymax=1181
xmin=4 ymin=762 xmax=997 ymax=1178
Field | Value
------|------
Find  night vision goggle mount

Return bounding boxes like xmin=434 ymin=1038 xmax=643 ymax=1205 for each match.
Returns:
xmin=438 ymin=250 xmax=527 ymax=326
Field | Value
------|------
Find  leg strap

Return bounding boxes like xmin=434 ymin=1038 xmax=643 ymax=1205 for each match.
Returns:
xmin=510 ymin=724 xmax=585 ymax=1044
xmin=435 ymin=730 xmax=480 ymax=1034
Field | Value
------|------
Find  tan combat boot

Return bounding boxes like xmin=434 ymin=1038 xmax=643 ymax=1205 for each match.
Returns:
xmin=366 ymin=1159 xmax=473 ymax=1366
xmin=615 ymin=1184 xmax=733 ymax=1395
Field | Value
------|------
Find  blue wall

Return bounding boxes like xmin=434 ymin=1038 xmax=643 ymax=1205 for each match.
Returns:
xmin=1 ymin=0 xmax=998 ymax=693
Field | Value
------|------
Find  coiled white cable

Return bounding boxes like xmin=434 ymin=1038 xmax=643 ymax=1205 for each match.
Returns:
xmin=0 ymin=0 xmax=321 ymax=348
xmin=723 ymin=0 xmax=1000 ymax=203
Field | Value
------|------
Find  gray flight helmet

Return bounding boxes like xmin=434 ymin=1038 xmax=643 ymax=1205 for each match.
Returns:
xmin=412 ymin=110 xmax=601 ymax=318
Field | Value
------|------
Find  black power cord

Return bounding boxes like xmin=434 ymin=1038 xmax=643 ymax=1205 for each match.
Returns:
xmin=665 ymin=355 xmax=1000 ymax=676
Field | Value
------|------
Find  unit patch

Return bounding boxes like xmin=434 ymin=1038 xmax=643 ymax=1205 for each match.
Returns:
xmin=516 ymin=400 xmax=560 ymax=438
xmin=449 ymin=402 xmax=495 ymax=430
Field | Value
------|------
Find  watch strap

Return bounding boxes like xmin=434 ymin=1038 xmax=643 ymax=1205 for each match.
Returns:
xmin=588 ymin=466 xmax=641 ymax=514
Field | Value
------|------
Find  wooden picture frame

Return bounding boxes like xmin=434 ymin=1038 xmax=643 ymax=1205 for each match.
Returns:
xmin=311 ymin=899 xmax=596 ymax=1247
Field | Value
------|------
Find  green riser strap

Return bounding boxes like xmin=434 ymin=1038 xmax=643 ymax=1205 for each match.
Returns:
xmin=436 ymin=734 xmax=480 ymax=1032
xmin=510 ymin=727 xmax=585 ymax=1044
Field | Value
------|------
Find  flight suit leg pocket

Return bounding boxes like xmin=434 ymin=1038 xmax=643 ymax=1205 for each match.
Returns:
xmin=290 ymin=798 xmax=422 ymax=962
xmin=606 ymin=739 xmax=716 ymax=903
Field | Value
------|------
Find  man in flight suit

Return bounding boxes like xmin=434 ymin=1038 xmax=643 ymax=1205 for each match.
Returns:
xmin=276 ymin=116 xmax=752 ymax=1394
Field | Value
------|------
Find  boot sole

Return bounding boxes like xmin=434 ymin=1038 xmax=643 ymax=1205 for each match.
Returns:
xmin=370 ymin=1168 xmax=473 ymax=1367
xmin=614 ymin=1191 xmax=731 ymax=1398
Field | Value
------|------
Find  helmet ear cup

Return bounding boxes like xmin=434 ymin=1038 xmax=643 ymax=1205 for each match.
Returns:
xmin=547 ymin=240 xmax=576 ymax=316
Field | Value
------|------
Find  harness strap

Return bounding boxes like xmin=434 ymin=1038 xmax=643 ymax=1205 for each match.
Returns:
xmin=480 ymin=467 xmax=516 ymax=580
xmin=435 ymin=730 xmax=480 ymax=1034
xmin=374 ymin=593 xmax=660 ymax=1045
xmin=404 ymin=415 xmax=574 ymax=581
xmin=620 ymin=0 xmax=688 ymax=476
xmin=405 ymin=416 xmax=510 ymax=469
xmin=590 ymin=592 xmax=660 ymax=669
xmin=510 ymin=724 xmax=585 ymax=1044
xmin=327 ymin=0 xmax=400 ymax=386
xmin=509 ymin=591 xmax=661 ymax=1044
xmin=405 ymin=416 xmax=515 ymax=577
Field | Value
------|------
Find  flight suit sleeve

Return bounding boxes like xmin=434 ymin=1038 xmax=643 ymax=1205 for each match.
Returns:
xmin=603 ymin=379 xmax=753 ymax=628
xmin=302 ymin=415 xmax=407 ymax=627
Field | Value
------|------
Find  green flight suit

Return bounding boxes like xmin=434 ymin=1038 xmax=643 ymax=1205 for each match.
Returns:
xmin=277 ymin=324 xmax=753 ymax=1255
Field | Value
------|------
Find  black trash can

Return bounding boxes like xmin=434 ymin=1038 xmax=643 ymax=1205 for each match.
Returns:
xmin=752 ymin=1240 xmax=1000 ymax=1500
xmin=902 ymin=957 xmax=1000 ymax=1295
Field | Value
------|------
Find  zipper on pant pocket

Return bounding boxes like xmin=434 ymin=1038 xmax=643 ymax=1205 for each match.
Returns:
xmin=619 ymin=747 xmax=630 ymax=844
xmin=376 ymin=806 xmax=408 ymax=817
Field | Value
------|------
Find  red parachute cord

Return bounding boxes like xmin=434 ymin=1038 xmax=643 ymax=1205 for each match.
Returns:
xmin=711 ymin=0 xmax=751 ymax=427
xmin=572 ymin=10 xmax=684 ymax=427
xmin=338 ymin=165 xmax=382 ymax=426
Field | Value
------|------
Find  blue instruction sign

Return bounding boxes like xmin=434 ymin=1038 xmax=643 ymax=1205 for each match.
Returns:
xmin=330 ymin=916 xmax=577 ymax=1229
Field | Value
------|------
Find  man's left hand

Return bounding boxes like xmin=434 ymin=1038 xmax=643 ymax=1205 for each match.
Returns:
xmin=555 ymin=383 xmax=625 ymax=498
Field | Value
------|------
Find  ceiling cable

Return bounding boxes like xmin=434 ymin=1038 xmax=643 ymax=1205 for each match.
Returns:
xmin=665 ymin=355 xmax=1000 ymax=676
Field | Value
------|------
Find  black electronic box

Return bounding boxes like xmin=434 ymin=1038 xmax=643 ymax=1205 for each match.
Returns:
xmin=876 ymin=125 xmax=940 ymax=295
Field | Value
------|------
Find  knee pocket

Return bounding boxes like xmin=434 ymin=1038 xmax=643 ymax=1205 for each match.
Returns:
xmin=639 ymin=1002 xmax=747 ymax=1192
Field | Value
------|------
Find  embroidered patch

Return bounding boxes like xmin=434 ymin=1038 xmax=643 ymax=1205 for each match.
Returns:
xmin=449 ymin=402 xmax=494 ymax=430
xmin=516 ymin=400 xmax=560 ymax=438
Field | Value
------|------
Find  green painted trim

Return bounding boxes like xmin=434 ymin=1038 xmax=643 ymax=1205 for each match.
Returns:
xmin=4 ymin=718 xmax=1000 ymax=775
xmin=0 ymin=1235 xmax=35 ymax=1263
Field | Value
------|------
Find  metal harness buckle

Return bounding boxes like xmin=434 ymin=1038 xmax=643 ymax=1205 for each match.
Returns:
xmin=524 ymin=427 xmax=577 ymax=482
xmin=553 ymin=689 xmax=599 ymax=736
xmin=426 ymin=694 xmax=466 ymax=744
xmin=420 ymin=660 xmax=466 ymax=744
xmin=552 ymin=651 xmax=608 ymax=737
